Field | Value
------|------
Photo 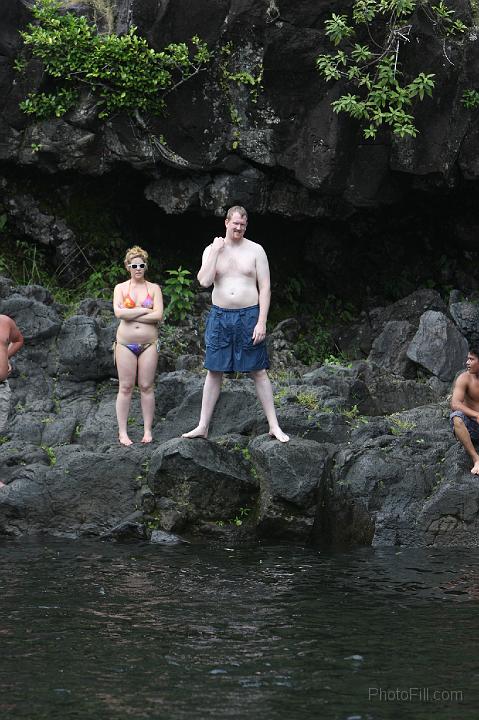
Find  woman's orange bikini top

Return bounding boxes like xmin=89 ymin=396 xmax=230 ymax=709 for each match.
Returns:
xmin=123 ymin=281 xmax=154 ymax=309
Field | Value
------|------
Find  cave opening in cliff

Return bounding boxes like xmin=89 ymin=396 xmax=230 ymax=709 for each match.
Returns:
xmin=2 ymin=164 xmax=479 ymax=322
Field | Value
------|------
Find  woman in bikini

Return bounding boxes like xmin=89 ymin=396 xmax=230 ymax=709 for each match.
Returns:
xmin=113 ymin=246 xmax=163 ymax=445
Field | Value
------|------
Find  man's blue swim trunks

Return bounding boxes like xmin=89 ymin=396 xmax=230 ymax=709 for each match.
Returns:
xmin=450 ymin=410 xmax=479 ymax=440
xmin=204 ymin=304 xmax=270 ymax=373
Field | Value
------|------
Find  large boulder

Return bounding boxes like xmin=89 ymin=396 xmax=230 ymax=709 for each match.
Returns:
xmin=407 ymin=311 xmax=468 ymax=382
xmin=0 ymin=444 xmax=142 ymax=536
xmin=148 ymin=437 xmax=258 ymax=531
xmin=250 ymin=435 xmax=334 ymax=541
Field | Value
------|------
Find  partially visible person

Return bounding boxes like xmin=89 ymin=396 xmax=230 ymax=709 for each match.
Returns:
xmin=450 ymin=347 xmax=479 ymax=474
xmin=0 ymin=315 xmax=24 ymax=487
xmin=113 ymin=246 xmax=163 ymax=445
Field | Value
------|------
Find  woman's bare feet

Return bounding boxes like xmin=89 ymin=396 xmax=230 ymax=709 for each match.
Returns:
xmin=269 ymin=426 xmax=290 ymax=443
xmin=181 ymin=425 xmax=208 ymax=439
xmin=141 ymin=432 xmax=153 ymax=444
xmin=119 ymin=433 xmax=133 ymax=446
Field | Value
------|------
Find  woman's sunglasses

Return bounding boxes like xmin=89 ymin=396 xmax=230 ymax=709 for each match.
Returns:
xmin=128 ymin=263 xmax=146 ymax=269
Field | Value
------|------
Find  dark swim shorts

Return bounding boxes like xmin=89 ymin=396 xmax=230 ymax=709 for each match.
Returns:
xmin=204 ymin=304 xmax=270 ymax=373
xmin=450 ymin=411 xmax=479 ymax=440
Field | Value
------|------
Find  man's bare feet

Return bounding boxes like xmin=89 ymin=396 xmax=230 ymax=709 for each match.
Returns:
xmin=141 ymin=432 xmax=153 ymax=444
xmin=181 ymin=425 xmax=208 ymax=439
xmin=119 ymin=433 xmax=133 ymax=446
xmin=0 ymin=480 xmax=5 ymax=488
xmin=471 ymin=460 xmax=479 ymax=475
xmin=269 ymin=427 xmax=289 ymax=443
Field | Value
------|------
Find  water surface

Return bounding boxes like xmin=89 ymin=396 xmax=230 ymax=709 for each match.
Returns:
xmin=1 ymin=539 xmax=478 ymax=719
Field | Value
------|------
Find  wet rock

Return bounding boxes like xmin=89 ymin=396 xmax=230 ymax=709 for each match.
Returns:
xmin=250 ymin=435 xmax=334 ymax=541
xmin=0 ymin=445 xmax=141 ymax=536
xmin=100 ymin=511 xmax=147 ymax=541
xmin=324 ymin=431 xmax=455 ymax=547
xmin=148 ymin=437 xmax=258 ymax=530
xmin=149 ymin=529 xmax=187 ymax=545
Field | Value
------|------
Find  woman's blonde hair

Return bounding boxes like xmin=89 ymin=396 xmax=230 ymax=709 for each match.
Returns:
xmin=124 ymin=245 xmax=149 ymax=270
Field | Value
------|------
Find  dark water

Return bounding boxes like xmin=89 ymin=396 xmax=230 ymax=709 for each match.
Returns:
xmin=1 ymin=539 xmax=478 ymax=720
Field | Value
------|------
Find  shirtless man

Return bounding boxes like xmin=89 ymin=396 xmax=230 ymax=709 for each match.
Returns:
xmin=450 ymin=348 xmax=479 ymax=474
xmin=0 ymin=315 xmax=24 ymax=486
xmin=182 ymin=206 xmax=289 ymax=442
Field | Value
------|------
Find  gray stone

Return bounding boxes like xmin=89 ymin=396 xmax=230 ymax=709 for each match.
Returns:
xmin=150 ymin=529 xmax=187 ymax=544
xmin=148 ymin=437 xmax=258 ymax=529
xmin=368 ymin=320 xmax=417 ymax=378
xmin=449 ymin=301 xmax=479 ymax=345
xmin=0 ymin=294 xmax=61 ymax=341
xmin=407 ymin=311 xmax=468 ymax=382
xmin=57 ymin=315 xmax=116 ymax=380
xmin=250 ymin=435 xmax=334 ymax=540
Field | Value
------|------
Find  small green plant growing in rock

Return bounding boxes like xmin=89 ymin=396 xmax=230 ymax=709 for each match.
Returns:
xmin=316 ymin=1 xmax=468 ymax=139
xmin=273 ymin=386 xmax=289 ymax=406
xmin=218 ymin=41 xmax=264 ymax=149
xmin=0 ymin=435 xmax=8 ymax=445
xmin=232 ymin=507 xmax=251 ymax=526
xmin=163 ymin=267 xmax=195 ymax=323
xmin=389 ymin=416 xmax=416 ymax=435
xmin=324 ymin=353 xmax=352 ymax=368
xmin=341 ymin=404 xmax=368 ymax=426
xmin=41 ymin=444 xmax=57 ymax=466
xmin=462 ymin=89 xmax=479 ymax=110
xmin=296 ymin=391 xmax=320 ymax=411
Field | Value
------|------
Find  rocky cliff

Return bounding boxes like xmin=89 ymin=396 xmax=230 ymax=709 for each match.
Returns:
xmin=2 ymin=1 xmax=479 ymax=214
xmin=0 ymin=2 xmax=479 ymax=301
xmin=1 ymin=278 xmax=479 ymax=547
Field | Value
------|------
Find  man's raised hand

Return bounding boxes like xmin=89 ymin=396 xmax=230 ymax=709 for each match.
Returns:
xmin=212 ymin=236 xmax=226 ymax=252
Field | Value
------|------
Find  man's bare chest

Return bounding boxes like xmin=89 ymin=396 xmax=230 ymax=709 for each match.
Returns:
xmin=216 ymin=249 xmax=256 ymax=278
xmin=466 ymin=377 xmax=479 ymax=402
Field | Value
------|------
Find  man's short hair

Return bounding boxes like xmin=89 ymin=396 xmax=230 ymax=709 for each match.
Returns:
xmin=468 ymin=345 xmax=479 ymax=359
xmin=226 ymin=205 xmax=248 ymax=221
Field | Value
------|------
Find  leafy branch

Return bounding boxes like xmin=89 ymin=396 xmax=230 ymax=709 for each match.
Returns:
xmin=316 ymin=1 xmax=468 ymax=139
xmin=17 ymin=0 xmax=213 ymax=121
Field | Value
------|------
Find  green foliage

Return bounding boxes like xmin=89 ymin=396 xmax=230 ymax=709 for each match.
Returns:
xmin=14 ymin=240 xmax=51 ymax=286
xmin=18 ymin=0 xmax=212 ymax=121
xmin=341 ymin=404 xmax=368 ymax=426
xmin=296 ymin=391 xmax=320 ymax=411
xmin=294 ymin=322 xmax=333 ymax=366
xmin=232 ymin=507 xmax=251 ymax=526
xmin=462 ymin=89 xmax=479 ymax=110
xmin=163 ymin=267 xmax=195 ymax=322
xmin=80 ymin=261 xmax=124 ymax=299
xmin=41 ymin=444 xmax=57 ymax=466
xmin=323 ymin=353 xmax=352 ymax=368
xmin=389 ymin=415 xmax=416 ymax=434
xmin=317 ymin=0 xmax=468 ymax=139
xmin=0 ymin=214 xmax=7 ymax=233
xmin=219 ymin=41 xmax=263 ymax=149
